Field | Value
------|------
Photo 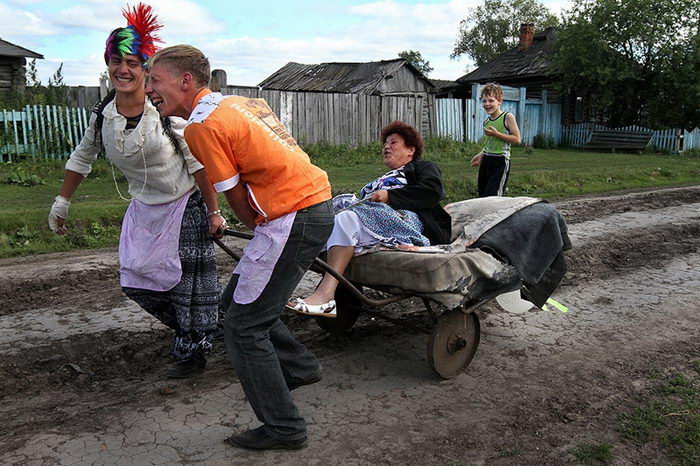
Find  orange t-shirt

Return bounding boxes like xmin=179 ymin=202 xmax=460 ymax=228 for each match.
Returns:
xmin=184 ymin=89 xmax=331 ymax=224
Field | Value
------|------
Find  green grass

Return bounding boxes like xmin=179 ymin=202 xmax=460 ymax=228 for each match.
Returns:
xmin=1 ymin=139 xmax=699 ymax=257
xmin=617 ymin=364 xmax=700 ymax=464
xmin=570 ymin=442 xmax=614 ymax=465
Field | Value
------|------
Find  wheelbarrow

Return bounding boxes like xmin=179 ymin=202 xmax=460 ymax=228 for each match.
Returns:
xmin=214 ymin=228 xmax=522 ymax=379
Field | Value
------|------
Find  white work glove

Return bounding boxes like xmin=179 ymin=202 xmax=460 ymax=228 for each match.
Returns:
xmin=48 ymin=195 xmax=70 ymax=234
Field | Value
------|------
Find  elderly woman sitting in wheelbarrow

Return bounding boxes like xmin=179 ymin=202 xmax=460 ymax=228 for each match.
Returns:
xmin=288 ymin=120 xmax=452 ymax=318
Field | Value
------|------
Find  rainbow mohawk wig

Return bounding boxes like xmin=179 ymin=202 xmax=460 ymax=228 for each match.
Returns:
xmin=104 ymin=3 xmax=163 ymax=64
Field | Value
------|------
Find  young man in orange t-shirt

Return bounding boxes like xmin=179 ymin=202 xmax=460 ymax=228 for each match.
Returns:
xmin=147 ymin=45 xmax=333 ymax=451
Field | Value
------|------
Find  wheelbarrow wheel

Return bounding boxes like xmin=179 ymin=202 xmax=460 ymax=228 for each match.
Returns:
xmin=315 ymin=283 xmax=362 ymax=335
xmin=427 ymin=309 xmax=480 ymax=379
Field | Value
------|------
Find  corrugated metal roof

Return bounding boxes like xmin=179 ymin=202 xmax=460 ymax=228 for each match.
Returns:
xmin=457 ymin=28 xmax=554 ymax=84
xmin=0 ymin=38 xmax=43 ymax=59
xmin=258 ymin=59 xmax=433 ymax=94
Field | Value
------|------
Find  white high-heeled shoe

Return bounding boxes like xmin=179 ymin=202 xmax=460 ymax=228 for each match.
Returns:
xmin=287 ymin=298 xmax=337 ymax=318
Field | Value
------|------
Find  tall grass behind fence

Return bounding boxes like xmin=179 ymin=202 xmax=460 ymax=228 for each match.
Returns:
xmin=0 ymin=105 xmax=91 ymax=162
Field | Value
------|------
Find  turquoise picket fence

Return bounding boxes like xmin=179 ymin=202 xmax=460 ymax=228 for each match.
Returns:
xmin=0 ymin=105 xmax=91 ymax=162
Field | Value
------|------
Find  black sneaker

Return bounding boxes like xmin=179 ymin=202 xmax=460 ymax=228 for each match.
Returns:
xmin=224 ymin=426 xmax=307 ymax=450
xmin=166 ymin=354 xmax=206 ymax=379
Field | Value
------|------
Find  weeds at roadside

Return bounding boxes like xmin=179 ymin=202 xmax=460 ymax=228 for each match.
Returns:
xmin=5 ymin=164 xmax=46 ymax=187
xmin=616 ymin=363 xmax=700 ymax=464
xmin=569 ymin=442 xmax=613 ymax=465
xmin=0 ymin=142 xmax=698 ymax=257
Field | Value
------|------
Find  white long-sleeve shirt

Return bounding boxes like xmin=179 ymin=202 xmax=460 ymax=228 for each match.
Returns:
xmin=65 ymin=98 xmax=204 ymax=205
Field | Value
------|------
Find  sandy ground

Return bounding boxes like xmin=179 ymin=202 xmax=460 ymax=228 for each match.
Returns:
xmin=1 ymin=185 xmax=699 ymax=465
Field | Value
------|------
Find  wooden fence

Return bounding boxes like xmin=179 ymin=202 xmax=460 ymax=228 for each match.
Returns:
xmin=561 ymin=123 xmax=699 ymax=153
xmin=436 ymin=84 xmax=562 ymax=146
xmin=0 ymin=105 xmax=91 ymax=161
xmin=1 ymin=89 xmax=699 ymax=162
xmin=220 ymin=85 xmax=435 ymax=146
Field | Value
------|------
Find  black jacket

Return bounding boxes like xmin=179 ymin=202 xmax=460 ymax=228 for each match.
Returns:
xmin=387 ymin=159 xmax=452 ymax=245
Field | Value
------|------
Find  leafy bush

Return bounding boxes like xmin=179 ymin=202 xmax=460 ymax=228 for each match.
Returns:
xmin=9 ymin=225 xmax=36 ymax=247
xmin=5 ymin=165 xmax=45 ymax=187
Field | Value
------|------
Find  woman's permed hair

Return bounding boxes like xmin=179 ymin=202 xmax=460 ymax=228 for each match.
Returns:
xmin=380 ymin=120 xmax=424 ymax=160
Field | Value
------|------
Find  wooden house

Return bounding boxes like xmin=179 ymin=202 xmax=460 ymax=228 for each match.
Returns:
xmin=259 ymin=58 xmax=435 ymax=97
xmin=457 ymin=25 xmax=554 ymax=96
xmin=0 ymin=38 xmax=43 ymax=93
xmin=455 ymin=24 xmax=585 ymax=124
xmin=430 ymin=79 xmax=468 ymax=99
xmin=259 ymin=58 xmax=437 ymax=134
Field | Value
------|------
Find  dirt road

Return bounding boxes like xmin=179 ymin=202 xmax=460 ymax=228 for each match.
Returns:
xmin=2 ymin=186 xmax=699 ymax=464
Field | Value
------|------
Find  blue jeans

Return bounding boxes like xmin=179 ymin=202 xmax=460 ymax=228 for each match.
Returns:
xmin=221 ymin=200 xmax=334 ymax=441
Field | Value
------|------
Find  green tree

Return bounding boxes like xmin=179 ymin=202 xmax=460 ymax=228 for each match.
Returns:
xmin=549 ymin=0 xmax=700 ymax=128
xmin=451 ymin=0 xmax=558 ymax=66
xmin=398 ymin=50 xmax=434 ymax=76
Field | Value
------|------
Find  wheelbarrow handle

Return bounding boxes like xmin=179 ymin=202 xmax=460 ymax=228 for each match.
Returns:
xmin=222 ymin=229 xmax=254 ymax=240
xmin=218 ymin=228 xmax=402 ymax=307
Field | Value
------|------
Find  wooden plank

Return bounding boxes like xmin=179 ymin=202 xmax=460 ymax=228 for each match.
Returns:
xmin=33 ymin=105 xmax=46 ymax=158
xmin=1 ymin=109 xmax=8 ymax=162
xmin=20 ymin=108 xmax=29 ymax=153
xmin=323 ymin=93 xmax=330 ymax=144
xmin=330 ymin=93 xmax=337 ymax=145
xmin=57 ymin=106 xmax=67 ymax=158
xmin=43 ymin=106 xmax=52 ymax=158
xmin=11 ymin=110 xmax=20 ymax=155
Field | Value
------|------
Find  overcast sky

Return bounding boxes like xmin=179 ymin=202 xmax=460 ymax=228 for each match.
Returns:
xmin=2 ymin=0 xmax=572 ymax=87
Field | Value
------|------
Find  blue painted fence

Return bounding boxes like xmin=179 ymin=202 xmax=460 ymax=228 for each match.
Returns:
xmin=436 ymin=84 xmax=699 ymax=153
xmin=0 ymin=105 xmax=91 ymax=161
xmin=560 ymin=123 xmax=700 ymax=153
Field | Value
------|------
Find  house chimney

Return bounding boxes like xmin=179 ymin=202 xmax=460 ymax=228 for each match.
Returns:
xmin=518 ymin=23 xmax=535 ymax=50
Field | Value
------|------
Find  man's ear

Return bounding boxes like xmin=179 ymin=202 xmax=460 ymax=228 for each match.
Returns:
xmin=181 ymin=72 xmax=194 ymax=89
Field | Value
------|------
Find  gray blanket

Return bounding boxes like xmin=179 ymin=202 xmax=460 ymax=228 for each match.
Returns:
xmin=473 ymin=202 xmax=571 ymax=307
xmin=344 ymin=196 xmax=570 ymax=308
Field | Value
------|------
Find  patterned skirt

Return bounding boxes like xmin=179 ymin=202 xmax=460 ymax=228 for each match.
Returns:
xmin=123 ymin=191 xmax=220 ymax=361
xmin=332 ymin=194 xmax=430 ymax=248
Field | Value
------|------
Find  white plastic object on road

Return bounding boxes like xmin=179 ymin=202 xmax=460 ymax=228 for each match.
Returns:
xmin=496 ymin=290 xmax=535 ymax=314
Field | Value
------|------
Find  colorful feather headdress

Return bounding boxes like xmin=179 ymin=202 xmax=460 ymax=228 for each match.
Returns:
xmin=104 ymin=3 xmax=163 ymax=64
